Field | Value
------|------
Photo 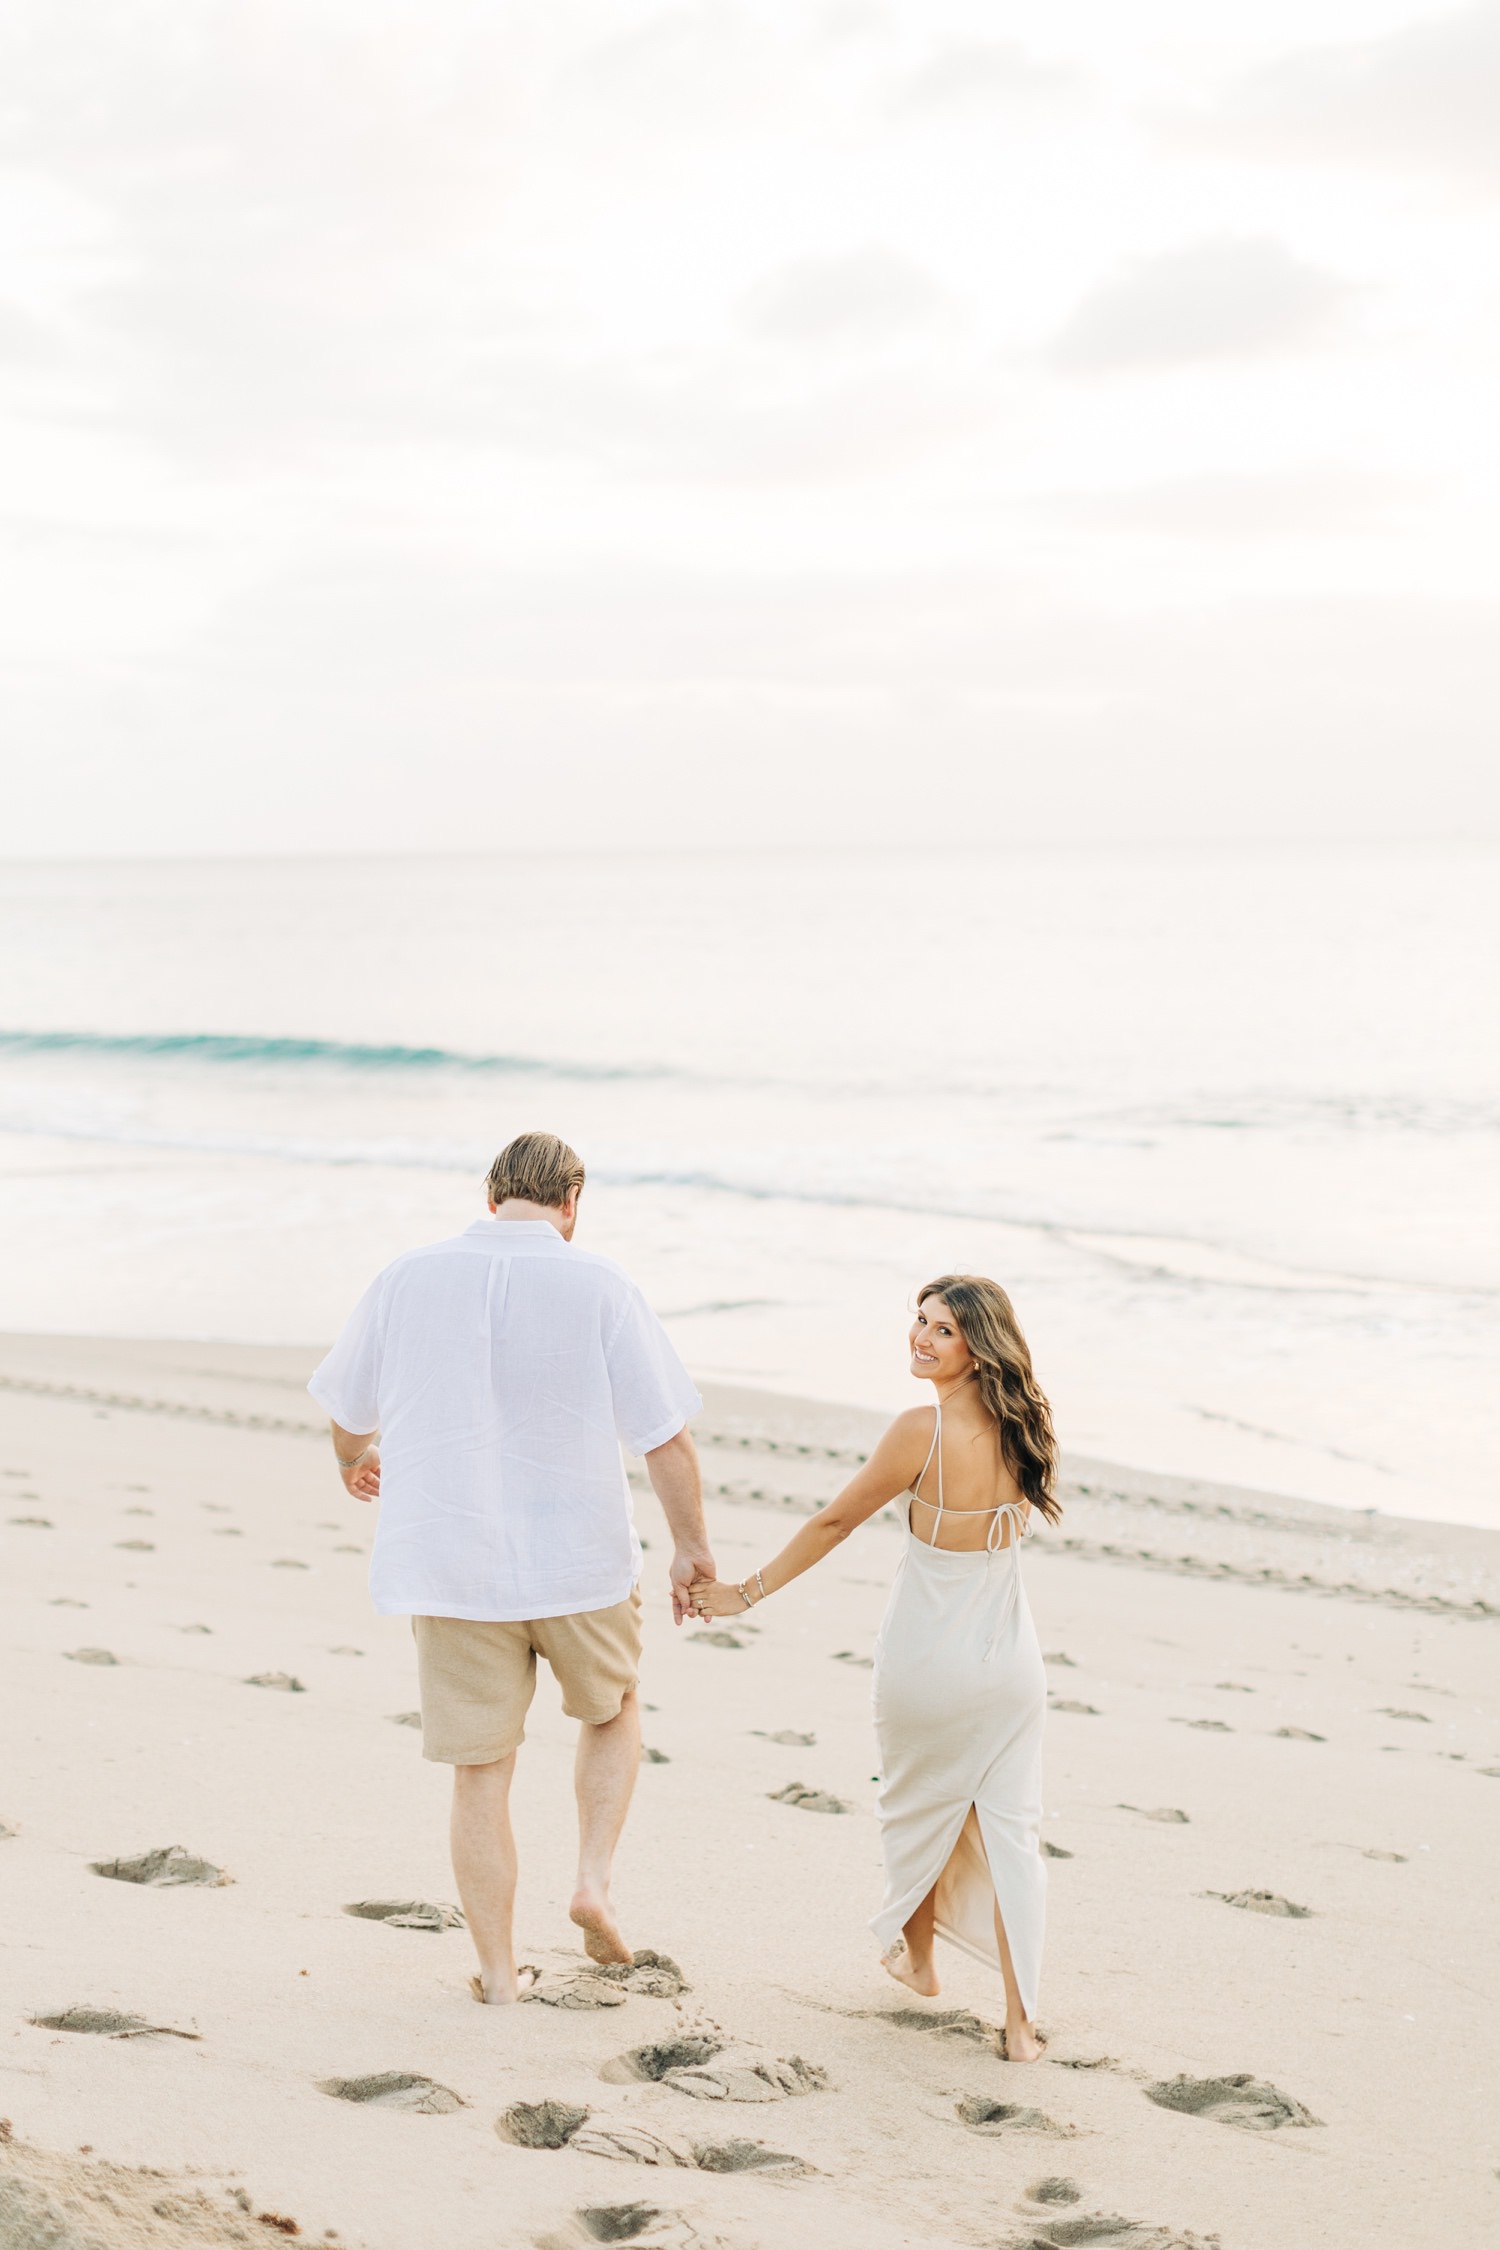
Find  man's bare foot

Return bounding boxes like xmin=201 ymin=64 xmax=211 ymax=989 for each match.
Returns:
xmin=881 ymin=1943 xmax=940 ymax=1999
xmin=469 ymin=1965 xmax=539 ymax=2006
xmin=569 ymin=1885 xmax=633 ymax=1966
xmin=1002 ymin=2018 xmax=1044 ymax=2062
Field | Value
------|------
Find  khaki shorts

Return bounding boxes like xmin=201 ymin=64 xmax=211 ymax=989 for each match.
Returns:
xmin=411 ymin=1589 xmax=642 ymax=1765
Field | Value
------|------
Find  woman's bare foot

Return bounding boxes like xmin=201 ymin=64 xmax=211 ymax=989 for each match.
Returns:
xmin=569 ymin=1884 xmax=633 ymax=1966
xmin=469 ymin=1965 xmax=538 ymax=2005
xmin=1002 ymin=2017 xmax=1043 ymax=2062
xmin=881 ymin=1942 xmax=941 ymax=1999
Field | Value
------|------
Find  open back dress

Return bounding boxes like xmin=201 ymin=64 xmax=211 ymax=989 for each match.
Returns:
xmin=869 ymin=1398 xmax=1048 ymax=2020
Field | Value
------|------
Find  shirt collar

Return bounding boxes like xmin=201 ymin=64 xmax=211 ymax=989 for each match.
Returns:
xmin=464 ymin=1218 xmax=566 ymax=1241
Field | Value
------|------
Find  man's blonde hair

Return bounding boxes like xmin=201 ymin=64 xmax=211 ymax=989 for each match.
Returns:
xmin=485 ymin=1131 xmax=586 ymax=1211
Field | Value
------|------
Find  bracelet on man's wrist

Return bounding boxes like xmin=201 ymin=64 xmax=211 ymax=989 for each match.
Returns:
xmin=336 ymin=1445 xmax=372 ymax=1469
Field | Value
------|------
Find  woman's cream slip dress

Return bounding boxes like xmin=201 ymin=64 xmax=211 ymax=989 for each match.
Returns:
xmin=870 ymin=1398 xmax=1048 ymax=2019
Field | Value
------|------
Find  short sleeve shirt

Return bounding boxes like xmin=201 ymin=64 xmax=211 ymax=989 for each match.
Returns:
xmin=307 ymin=1219 xmax=701 ymax=1621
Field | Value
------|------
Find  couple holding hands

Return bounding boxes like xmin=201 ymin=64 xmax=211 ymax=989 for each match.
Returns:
xmin=312 ymin=1132 xmax=1057 ymax=2063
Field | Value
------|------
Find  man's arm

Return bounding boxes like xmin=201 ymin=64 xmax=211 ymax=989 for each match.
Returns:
xmin=643 ymin=1427 xmax=713 ymax=1627
xmin=329 ymin=1419 xmax=381 ymax=1501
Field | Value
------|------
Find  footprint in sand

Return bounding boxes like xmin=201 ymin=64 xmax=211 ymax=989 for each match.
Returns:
xmin=752 ymin=1729 xmax=815 ymax=1747
xmin=319 ymin=2072 xmax=465 ymax=2113
xmin=1214 ymin=1682 xmax=1254 ymax=1693
xmin=1272 ymin=1727 xmax=1324 ymax=1742
xmin=690 ymin=1630 xmax=745 ymax=1650
xmin=1002 ymin=2216 xmax=1210 ymax=2250
xmin=641 ymin=1747 xmax=670 ymax=1764
xmin=505 ymin=2106 xmax=808 ymax=2178
xmin=529 ymin=1971 xmax=629 ymax=2011
xmin=499 ymin=2101 xmax=593 ymax=2149
xmin=32 ymin=2008 xmax=200 ymax=2041
xmin=767 ymin=1782 xmax=850 ymax=1815
xmin=535 ymin=2205 xmax=723 ymax=2250
xmin=1 ymin=1820 xmax=18 ymax=1840
xmin=1043 ymin=1653 xmax=1077 ymax=1668
xmin=601 ymin=2035 xmax=825 ymax=2103
xmin=689 ymin=2138 xmax=811 ymax=2177
xmin=1118 ymin=1806 xmax=1189 ymax=1824
xmin=1202 ymin=1889 xmax=1312 ymax=1918
xmin=1049 ymin=1700 xmax=1100 ymax=1716
xmin=956 ymin=2097 xmax=1074 ymax=2138
xmin=1170 ymin=1718 xmax=1232 ymax=1733
xmin=593 ymin=1952 xmax=690 ymax=1999
xmin=244 ymin=1672 xmax=304 ymax=1692
xmin=64 ymin=1648 xmax=118 ymax=1667
xmin=831 ymin=1650 xmax=873 ymax=1669
xmin=179 ymin=1624 xmax=213 ymax=1635
xmin=880 ymin=2006 xmax=1000 ymax=2049
xmin=1041 ymin=1841 xmax=1074 ymax=1859
xmin=91 ymin=1847 xmax=230 ymax=1888
xmin=343 ymin=1899 xmax=465 ymax=1931
xmin=1026 ymin=2180 xmax=1082 ymax=2206
xmin=1145 ymin=2073 xmax=1322 ymax=2131
xmin=1377 ymin=1707 xmax=1430 ymax=1723
xmin=389 ymin=1711 xmax=422 ymax=1727
xmin=601 ymin=2036 xmax=721 ymax=2085
xmin=9 ymin=1516 xmax=52 ymax=1528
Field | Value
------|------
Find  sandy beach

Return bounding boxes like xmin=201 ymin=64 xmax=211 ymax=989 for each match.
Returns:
xmin=1 ymin=1332 xmax=1497 ymax=2250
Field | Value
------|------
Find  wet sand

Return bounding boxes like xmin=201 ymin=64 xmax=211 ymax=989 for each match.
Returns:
xmin=1 ymin=1334 xmax=1497 ymax=2249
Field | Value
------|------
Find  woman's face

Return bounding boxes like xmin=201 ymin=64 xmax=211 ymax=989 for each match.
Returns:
xmin=909 ymin=1295 xmax=972 ymax=1386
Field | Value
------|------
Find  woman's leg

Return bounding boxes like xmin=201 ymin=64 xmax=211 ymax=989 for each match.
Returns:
xmin=883 ymin=1883 xmax=941 ymax=1997
xmin=993 ymin=1899 xmax=1042 ymax=2060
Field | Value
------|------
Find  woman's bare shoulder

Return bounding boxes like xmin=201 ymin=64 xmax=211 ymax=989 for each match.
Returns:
xmin=875 ymin=1405 xmax=937 ymax=1458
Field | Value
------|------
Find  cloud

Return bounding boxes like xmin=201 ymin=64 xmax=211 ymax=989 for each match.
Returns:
xmin=740 ymin=246 xmax=946 ymax=347
xmin=886 ymin=37 xmax=1081 ymax=116
xmin=1042 ymin=470 xmax=1411 ymax=542
xmin=1189 ymin=1 xmax=1500 ymax=190
xmin=1051 ymin=237 xmax=1352 ymax=372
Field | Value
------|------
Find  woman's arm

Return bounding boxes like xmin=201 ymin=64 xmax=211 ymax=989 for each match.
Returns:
xmin=691 ymin=1414 xmax=927 ymax=1618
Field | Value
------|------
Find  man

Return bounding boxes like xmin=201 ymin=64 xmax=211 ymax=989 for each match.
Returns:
xmin=308 ymin=1130 xmax=713 ymax=2004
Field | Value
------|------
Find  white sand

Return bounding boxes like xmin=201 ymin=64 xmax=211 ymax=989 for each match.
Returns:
xmin=1 ymin=1334 xmax=1497 ymax=2250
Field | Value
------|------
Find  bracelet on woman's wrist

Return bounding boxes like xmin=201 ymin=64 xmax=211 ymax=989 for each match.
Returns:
xmin=737 ymin=1569 xmax=769 ymax=1610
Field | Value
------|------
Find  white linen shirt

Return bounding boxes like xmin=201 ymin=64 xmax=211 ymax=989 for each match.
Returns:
xmin=307 ymin=1219 xmax=701 ymax=1623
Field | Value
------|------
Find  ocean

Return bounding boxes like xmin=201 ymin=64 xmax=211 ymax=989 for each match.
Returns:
xmin=1 ymin=847 xmax=1495 ymax=1529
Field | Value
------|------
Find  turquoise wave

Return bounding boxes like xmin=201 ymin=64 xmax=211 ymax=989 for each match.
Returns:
xmin=0 ymin=1029 xmax=666 ymax=1081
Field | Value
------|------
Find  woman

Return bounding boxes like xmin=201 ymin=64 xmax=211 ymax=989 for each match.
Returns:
xmin=690 ymin=1274 xmax=1060 ymax=2061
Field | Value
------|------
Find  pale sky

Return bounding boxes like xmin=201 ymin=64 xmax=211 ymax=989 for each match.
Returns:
xmin=2 ymin=0 xmax=1498 ymax=853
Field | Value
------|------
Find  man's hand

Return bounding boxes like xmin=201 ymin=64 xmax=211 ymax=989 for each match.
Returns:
xmin=340 ymin=1447 xmax=381 ymax=1502
xmin=330 ymin=1421 xmax=381 ymax=1502
xmin=669 ymin=1545 xmax=716 ymax=1628
xmin=643 ymin=1427 xmax=713 ymax=1627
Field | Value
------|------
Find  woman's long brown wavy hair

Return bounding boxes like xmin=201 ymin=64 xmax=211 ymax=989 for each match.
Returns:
xmin=917 ymin=1274 xmax=1062 ymax=1525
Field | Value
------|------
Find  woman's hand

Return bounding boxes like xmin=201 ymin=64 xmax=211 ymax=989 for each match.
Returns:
xmin=687 ymin=1576 xmax=753 ymax=1620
